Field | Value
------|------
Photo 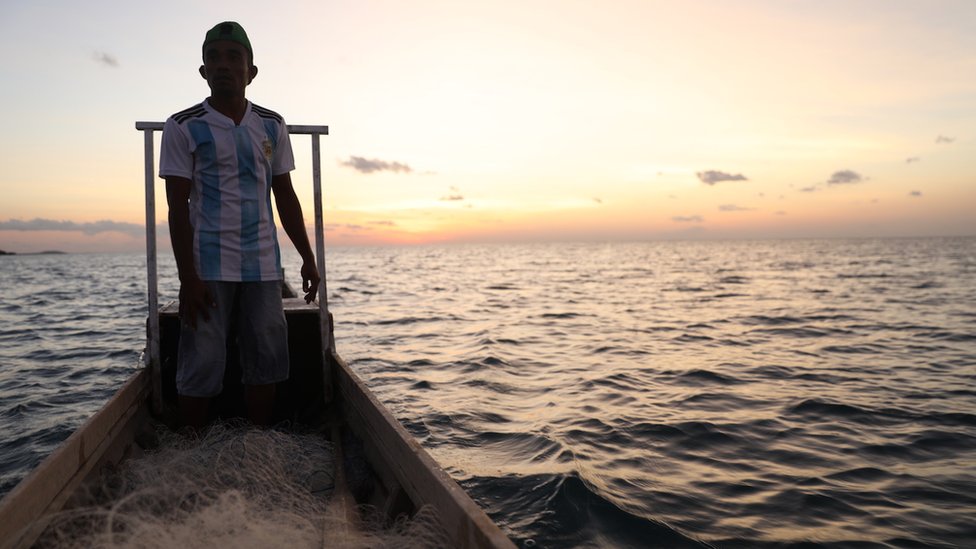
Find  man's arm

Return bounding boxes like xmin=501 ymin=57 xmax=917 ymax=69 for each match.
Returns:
xmin=166 ymin=176 xmax=213 ymax=328
xmin=272 ymin=172 xmax=320 ymax=303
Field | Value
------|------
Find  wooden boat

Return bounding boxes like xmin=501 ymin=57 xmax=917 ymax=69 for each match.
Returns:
xmin=0 ymin=123 xmax=516 ymax=549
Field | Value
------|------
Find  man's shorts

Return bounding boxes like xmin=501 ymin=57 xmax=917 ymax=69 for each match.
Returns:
xmin=176 ymin=281 xmax=289 ymax=398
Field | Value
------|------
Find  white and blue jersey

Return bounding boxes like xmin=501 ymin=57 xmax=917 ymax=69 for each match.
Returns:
xmin=159 ymin=99 xmax=295 ymax=282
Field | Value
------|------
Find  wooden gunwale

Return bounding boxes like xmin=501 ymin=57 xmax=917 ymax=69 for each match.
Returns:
xmin=0 ymin=370 xmax=150 ymax=549
xmin=333 ymin=351 xmax=515 ymax=548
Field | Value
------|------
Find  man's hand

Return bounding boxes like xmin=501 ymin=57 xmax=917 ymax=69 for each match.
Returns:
xmin=301 ymin=261 xmax=320 ymax=304
xmin=179 ymin=276 xmax=215 ymax=329
xmin=272 ymin=173 xmax=320 ymax=304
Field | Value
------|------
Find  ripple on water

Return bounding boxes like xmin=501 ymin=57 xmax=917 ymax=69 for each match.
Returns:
xmin=464 ymin=472 xmax=710 ymax=548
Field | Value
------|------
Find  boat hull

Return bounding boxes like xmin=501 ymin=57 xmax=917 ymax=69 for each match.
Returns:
xmin=0 ymin=302 xmax=515 ymax=548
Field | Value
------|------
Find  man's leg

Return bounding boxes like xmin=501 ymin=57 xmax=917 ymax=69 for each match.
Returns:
xmin=177 ymin=281 xmax=234 ymax=431
xmin=178 ymin=395 xmax=211 ymax=431
xmin=239 ymin=281 xmax=290 ymax=427
xmin=244 ymin=383 xmax=276 ymax=426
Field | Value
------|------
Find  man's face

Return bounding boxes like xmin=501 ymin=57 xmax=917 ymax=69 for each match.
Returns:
xmin=200 ymin=40 xmax=256 ymax=97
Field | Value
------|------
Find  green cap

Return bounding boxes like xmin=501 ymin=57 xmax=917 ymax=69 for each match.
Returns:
xmin=202 ymin=21 xmax=253 ymax=62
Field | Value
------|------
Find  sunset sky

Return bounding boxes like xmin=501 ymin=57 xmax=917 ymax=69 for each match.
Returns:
xmin=1 ymin=0 xmax=974 ymax=253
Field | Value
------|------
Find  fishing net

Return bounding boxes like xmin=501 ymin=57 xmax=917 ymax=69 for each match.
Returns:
xmin=32 ymin=422 xmax=451 ymax=549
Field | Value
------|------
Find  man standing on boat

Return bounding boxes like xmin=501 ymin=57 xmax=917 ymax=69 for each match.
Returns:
xmin=159 ymin=21 xmax=319 ymax=430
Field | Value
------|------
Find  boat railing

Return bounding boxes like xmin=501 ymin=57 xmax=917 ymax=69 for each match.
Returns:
xmin=135 ymin=122 xmax=332 ymax=415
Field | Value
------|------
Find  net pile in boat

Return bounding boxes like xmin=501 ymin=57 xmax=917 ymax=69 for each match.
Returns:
xmin=31 ymin=422 xmax=451 ymax=548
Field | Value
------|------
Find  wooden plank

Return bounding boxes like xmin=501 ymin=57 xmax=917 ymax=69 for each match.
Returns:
xmin=0 ymin=370 xmax=150 ymax=549
xmin=333 ymin=353 xmax=515 ymax=549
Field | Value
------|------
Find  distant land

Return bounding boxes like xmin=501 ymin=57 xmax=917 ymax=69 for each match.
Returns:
xmin=0 ymin=250 xmax=66 ymax=256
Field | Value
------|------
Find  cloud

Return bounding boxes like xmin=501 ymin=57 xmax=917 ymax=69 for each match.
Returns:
xmin=368 ymin=220 xmax=397 ymax=226
xmin=718 ymin=204 xmax=754 ymax=212
xmin=827 ymin=170 xmax=864 ymax=185
xmin=439 ymin=185 xmax=464 ymax=201
xmin=592 ymin=197 xmax=603 ymax=204
xmin=340 ymin=156 xmax=412 ymax=174
xmin=935 ymin=135 xmax=955 ymax=144
xmin=799 ymin=186 xmax=819 ymax=193
xmin=909 ymin=190 xmax=922 ymax=197
xmin=774 ymin=210 xmax=787 ymax=215
xmin=93 ymin=51 xmax=119 ymax=68
xmin=906 ymin=156 xmax=920 ymax=164
xmin=696 ymin=170 xmax=748 ymax=185
xmin=0 ymin=218 xmax=143 ymax=236
xmin=672 ymin=215 xmax=703 ymax=223
xmin=325 ymin=223 xmax=371 ymax=232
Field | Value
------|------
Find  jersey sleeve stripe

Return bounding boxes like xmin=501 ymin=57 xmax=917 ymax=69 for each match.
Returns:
xmin=173 ymin=104 xmax=207 ymax=124
xmin=251 ymin=103 xmax=284 ymax=123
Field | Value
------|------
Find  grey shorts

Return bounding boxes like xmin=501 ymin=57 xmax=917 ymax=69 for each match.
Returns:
xmin=177 ymin=281 xmax=289 ymax=398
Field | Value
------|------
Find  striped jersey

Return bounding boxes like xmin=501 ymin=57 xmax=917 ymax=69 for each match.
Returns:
xmin=159 ymin=99 xmax=295 ymax=282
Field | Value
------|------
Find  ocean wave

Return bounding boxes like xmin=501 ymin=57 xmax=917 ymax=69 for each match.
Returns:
xmin=4 ymin=240 xmax=976 ymax=548
xmin=463 ymin=472 xmax=712 ymax=548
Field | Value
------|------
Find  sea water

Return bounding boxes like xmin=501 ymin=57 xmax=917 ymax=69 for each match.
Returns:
xmin=1 ymin=238 xmax=974 ymax=548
